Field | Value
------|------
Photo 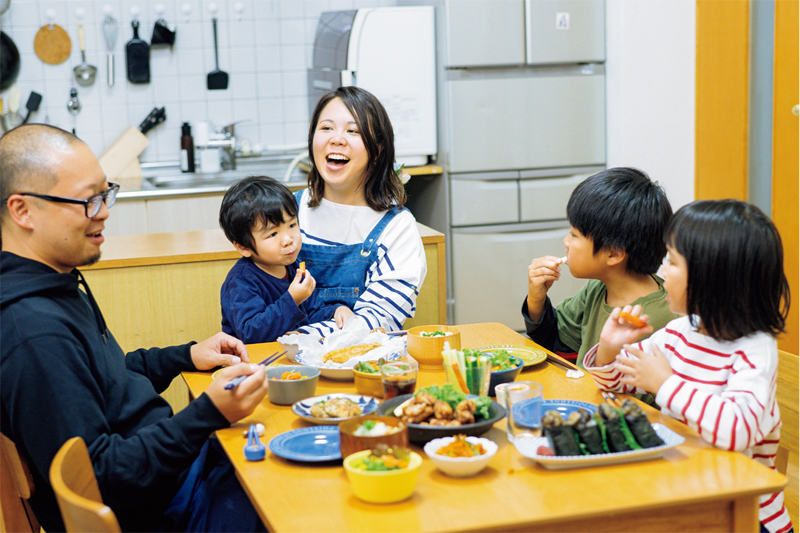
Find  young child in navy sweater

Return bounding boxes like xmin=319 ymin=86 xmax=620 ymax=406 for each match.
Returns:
xmin=219 ymin=176 xmax=353 ymax=343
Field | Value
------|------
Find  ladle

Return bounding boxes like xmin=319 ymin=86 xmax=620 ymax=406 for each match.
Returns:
xmin=73 ymin=23 xmax=97 ymax=86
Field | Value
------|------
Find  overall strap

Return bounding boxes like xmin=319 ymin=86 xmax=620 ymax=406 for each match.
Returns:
xmin=360 ymin=206 xmax=409 ymax=257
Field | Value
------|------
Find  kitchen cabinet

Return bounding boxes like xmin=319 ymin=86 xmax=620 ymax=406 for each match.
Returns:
xmin=105 ymin=193 xmax=224 ymax=236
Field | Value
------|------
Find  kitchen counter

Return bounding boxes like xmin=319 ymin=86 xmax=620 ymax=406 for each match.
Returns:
xmin=107 ymin=162 xmax=443 ymax=237
xmin=81 ymin=224 xmax=446 ymax=410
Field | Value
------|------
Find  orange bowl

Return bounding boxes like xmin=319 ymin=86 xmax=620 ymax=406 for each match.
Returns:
xmin=353 ymin=367 xmax=384 ymax=398
xmin=338 ymin=415 xmax=409 ymax=459
xmin=406 ymin=326 xmax=461 ymax=370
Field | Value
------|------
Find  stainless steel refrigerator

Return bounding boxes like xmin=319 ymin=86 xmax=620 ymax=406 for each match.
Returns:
xmin=402 ymin=0 xmax=607 ymax=329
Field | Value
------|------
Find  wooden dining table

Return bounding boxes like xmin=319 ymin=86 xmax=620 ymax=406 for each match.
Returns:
xmin=181 ymin=322 xmax=786 ymax=533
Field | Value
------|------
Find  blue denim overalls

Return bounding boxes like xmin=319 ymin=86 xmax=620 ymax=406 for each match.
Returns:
xmin=294 ymin=190 xmax=407 ymax=308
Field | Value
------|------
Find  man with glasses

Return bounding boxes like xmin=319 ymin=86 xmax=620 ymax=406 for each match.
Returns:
xmin=1 ymin=125 xmax=269 ymax=532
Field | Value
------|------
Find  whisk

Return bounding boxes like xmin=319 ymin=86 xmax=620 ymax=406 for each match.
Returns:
xmin=102 ymin=10 xmax=119 ymax=87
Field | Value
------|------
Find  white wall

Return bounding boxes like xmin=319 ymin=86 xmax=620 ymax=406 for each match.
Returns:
xmin=605 ymin=0 xmax=696 ymax=209
xmin=1 ymin=0 xmax=395 ymax=163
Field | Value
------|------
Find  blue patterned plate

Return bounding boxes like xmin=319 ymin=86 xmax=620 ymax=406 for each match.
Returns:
xmin=292 ymin=393 xmax=379 ymax=425
xmin=268 ymin=426 xmax=341 ymax=462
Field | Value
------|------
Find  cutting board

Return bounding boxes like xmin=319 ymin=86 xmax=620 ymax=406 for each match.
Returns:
xmin=98 ymin=126 xmax=148 ymax=185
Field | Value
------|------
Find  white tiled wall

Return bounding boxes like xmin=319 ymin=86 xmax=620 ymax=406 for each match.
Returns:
xmin=1 ymin=0 xmax=396 ymax=163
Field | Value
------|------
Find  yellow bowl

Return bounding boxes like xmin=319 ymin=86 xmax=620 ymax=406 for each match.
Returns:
xmin=343 ymin=450 xmax=422 ymax=503
xmin=406 ymin=326 xmax=461 ymax=370
xmin=353 ymin=367 xmax=384 ymax=398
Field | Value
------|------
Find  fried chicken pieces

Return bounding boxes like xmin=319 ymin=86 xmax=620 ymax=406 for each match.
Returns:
xmin=400 ymin=393 xmax=477 ymax=426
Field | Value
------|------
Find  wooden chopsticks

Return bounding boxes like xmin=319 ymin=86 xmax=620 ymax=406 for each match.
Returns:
xmin=546 ymin=353 xmax=582 ymax=373
xmin=602 ymin=391 xmax=622 ymax=407
xmin=224 ymin=350 xmax=286 ymax=390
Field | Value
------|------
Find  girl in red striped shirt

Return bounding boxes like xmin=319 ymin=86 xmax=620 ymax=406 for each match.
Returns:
xmin=584 ymin=199 xmax=792 ymax=533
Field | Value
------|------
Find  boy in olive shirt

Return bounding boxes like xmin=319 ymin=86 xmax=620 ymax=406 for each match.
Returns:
xmin=522 ymin=167 xmax=678 ymax=369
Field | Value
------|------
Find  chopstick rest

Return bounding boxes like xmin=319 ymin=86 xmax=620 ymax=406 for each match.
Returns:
xmin=244 ymin=424 xmax=266 ymax=461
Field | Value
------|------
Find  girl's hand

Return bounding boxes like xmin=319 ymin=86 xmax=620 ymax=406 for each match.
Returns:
xmin=334 ymin=306 xmax=355 ymax=328
xmin=288 ymin=268 xmax=316 ymax=305
xmin=596 ymin=305 xmax=653 ymax=366
xmin=615 ymin=344 xmax=673 ymax=394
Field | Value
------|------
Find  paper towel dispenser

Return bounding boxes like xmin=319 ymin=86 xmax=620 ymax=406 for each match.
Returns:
xmin=308 ymin=6 xmax=437 ymax=167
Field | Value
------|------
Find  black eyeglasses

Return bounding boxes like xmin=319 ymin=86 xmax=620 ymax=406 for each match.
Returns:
xmin=4 ymin=183 xmax=120 ymax=218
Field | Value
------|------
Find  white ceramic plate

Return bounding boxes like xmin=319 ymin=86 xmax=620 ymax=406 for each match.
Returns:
xmin=513 ymin=423 xmax=685 ymax=469
xmin=292 ymin=393 xmax=379 ymax=425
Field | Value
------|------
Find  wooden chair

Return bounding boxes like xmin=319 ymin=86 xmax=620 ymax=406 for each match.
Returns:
xmin=0 ymin=433 xmax=40 ymax=533
xmin=49 ymin=437 xmax=120 ymax=533
xmin=777 ymin=349 xmax=799 ymax=527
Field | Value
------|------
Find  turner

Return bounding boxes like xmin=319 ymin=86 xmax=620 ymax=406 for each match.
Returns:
xmin=206 ymin=17 xmax=228 ymax=90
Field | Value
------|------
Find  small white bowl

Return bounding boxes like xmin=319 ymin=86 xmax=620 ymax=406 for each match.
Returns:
xmin=423 ymin=436 xmax=498 ymax=477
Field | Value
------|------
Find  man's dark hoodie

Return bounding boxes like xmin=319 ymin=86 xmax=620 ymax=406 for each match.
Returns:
xmin=1 ymin=252 xmax=230 ymax=532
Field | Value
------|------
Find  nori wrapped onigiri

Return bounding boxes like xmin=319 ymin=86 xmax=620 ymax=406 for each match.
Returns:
xmin=542 ymin=410 xmax=583 ymax=456
xmin=597 ymin=403 xmax=641 ymax=452
xmin=567 ymin=409 xmax=607 ymax=455
xmin=621 ymin=399 xmax=664 ymax=448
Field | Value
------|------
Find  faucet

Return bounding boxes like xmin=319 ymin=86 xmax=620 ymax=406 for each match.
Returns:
xmin=207 ymin=123 xmax=237 ymax=170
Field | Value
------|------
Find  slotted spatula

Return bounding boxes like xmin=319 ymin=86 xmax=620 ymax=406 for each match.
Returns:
xmin=206 ymin=17 xmax=228 ymax=90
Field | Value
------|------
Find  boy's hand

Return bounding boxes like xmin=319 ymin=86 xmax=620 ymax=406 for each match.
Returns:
xmin=334 ymin=306 xmax=355 ymax=329
xmin=288 ymin=267 xmax=316 ymax=306
xmin=615 ymin=344 xmax=673 ymax=394
xmin=191 ymin=332 xmax=249 ymax=370
xmin=526 ymin=255 xmax=563 ymax=322
xmin=596 ymin=305 xmax=653 ymax=366
xmin=204 ymin=363 xmax=269 ymax=423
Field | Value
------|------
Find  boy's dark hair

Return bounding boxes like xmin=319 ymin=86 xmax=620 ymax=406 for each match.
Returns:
xmin=306 ymin=86 xmax=406 ymax=211
xmin=667 ymin=199 xmax=790 ymax=341
xmin=566 ymin=167 xmax=672 ymax=275
xmin=219 ymin=176 xmax=297 ymax=252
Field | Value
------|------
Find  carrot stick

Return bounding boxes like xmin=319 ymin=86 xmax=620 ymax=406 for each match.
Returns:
xmin=451 ymin=363 xmax=469 ymax=394
xmin=299 ymin=262 xmax=306 ymax=275
xmin=619 ymin=311 xmax=646 ymax=328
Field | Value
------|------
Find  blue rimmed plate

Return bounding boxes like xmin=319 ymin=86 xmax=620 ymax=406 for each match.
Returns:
xmin=268 ymin=426 xmax=341 ymax=462
xmin=512 ymin=399 xmax=596 ymax=429
xmin=292 ymin=393 xmax=379 ymax=425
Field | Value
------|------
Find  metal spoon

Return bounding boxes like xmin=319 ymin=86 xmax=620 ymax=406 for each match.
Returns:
xmin=67 ymin=88 xmax=81 ymax=115
xmin=73 ymin=23 xmax=97 ymax=86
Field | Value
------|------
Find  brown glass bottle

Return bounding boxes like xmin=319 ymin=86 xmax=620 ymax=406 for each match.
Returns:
xmin=180 ymin=122 xmax=195 ymax=172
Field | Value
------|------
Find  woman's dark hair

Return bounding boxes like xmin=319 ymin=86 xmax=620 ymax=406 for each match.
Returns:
xmin=219 ymin=176 xmax=297 ymax=252
xmin=567 ymin=167 xmax=673 ymax=275
xmin=305 ymin=86 xmax=406 ymax=211
xmin=667 ymin=199 xmax=790 ymax=341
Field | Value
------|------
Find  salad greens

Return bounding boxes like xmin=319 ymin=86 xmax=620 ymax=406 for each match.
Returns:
xmin=420 ymin=331 xmax=448 ymax=337
xmin=415 ymin=383 xmax=492 ymax=420
xmin=482 ymin=349 xmax=520 ymax=371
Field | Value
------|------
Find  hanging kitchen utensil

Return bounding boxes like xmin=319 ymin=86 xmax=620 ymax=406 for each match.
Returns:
xmin=21 ymin=92 xmax=43 ymax=124
xmin=0 ymin=98 xmax=8 ymax=134
xmin=33 ymin=14 xmax=72 ymax=65
xmin=151 ymin=18 xmax=176 ymax=47
xmin=73 ymin=23 xmax=97 ymax=86
xmin=4 ymin=88 xmax=23 ymax=130
xmin=0 ymin=31 xmax=20 ymax=91
xmin=66 ymin=88 xmax=81 ymax=115
xmin=126 ymin=20 xmax=150 ymax=84
xmin=206 ymin=17 xmax=228 ymax=90
xmin=138 ymin=107 xmax=167 ymax=135
xmin=102 ymin=14 xmax=118 ymax=87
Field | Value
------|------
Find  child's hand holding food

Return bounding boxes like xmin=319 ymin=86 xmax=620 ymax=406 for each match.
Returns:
xmin=596 ymin=305 xmax=653 ymax=366
xmin=288 ymin=266 xmax=316 ymax=305
xmin=526 ymin=255 xmax=566 ymax=322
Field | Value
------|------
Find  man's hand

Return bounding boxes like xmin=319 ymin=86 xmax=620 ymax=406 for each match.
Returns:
xmin=526 ymin=256 xmax=563 ymax=322
xmin=615 ymin=344 xmax=673 ymax=394
xmin=204 ymin=363 xmax=269 ymax=423
xmin=191 ymin=332 xmax=249 ymax=370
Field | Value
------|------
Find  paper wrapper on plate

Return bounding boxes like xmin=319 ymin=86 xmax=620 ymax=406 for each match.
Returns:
xmin=277 ymin=321 xmax=406 ymax=380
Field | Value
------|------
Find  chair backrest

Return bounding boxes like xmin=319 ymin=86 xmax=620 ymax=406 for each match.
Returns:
xmin=0 ymin=433 xmax=40 ymax=533
xmin=776 ymin=350 xmax=798 ymax=527
xmin=49 ymin=437 xmax=121 ymax=533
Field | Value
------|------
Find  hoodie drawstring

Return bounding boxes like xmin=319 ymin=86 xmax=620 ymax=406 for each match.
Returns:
xmin=76 ymin=270 xmax=110 ymax=343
